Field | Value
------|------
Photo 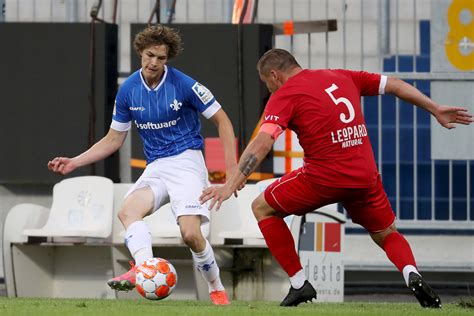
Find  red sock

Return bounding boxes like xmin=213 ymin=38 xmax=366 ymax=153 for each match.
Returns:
xmin=382 ymin=231 xmax=417 ymax=272
xmin=258 ymin=216 xmax=302 ymax=277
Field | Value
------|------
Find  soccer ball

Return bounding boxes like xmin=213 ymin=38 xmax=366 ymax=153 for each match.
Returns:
xmin=135 ymin=257 xmax=178 ymax=300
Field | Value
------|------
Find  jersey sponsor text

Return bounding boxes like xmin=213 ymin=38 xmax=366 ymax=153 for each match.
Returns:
xmin=265 ymin=114 xmax=280 ymax=121
xmin=134 ymin=117 xmax=181 ymax=130
xmin=331 ymin=123 xmax=368 ymax=148
xmin=129 ymin=106 xmax=145 ymax=111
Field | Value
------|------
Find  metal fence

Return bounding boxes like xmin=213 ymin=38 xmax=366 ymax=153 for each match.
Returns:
xmin=3 ymin=0 xmax=473 ymax=230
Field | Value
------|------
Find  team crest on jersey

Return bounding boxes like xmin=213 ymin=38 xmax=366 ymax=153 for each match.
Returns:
xmin=192 ymin=82 xmax=213 ymax=104
xmin=170 ymin=99 xmax=182 ymax=111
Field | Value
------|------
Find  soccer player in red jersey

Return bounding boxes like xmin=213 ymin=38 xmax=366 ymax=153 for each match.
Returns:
xmin=200 ymin=49 xmax=473 ymax=307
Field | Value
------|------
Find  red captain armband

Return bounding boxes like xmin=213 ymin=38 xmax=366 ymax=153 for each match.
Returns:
xmin=259 ymin=123 xmax=284 ymax=139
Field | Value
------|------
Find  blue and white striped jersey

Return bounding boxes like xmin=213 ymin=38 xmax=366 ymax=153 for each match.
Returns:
xmin=111 ymin=65 xmax=221 ymax=163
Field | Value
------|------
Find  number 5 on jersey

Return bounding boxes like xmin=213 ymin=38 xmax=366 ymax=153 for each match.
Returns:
xmin=325 ymin=83 xmax=355 ymax=124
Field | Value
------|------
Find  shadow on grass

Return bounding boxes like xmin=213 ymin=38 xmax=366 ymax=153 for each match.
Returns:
xmin=457 ymin=298 xmax=474 ymax=309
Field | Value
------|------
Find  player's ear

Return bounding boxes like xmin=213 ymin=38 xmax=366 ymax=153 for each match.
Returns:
xmin=270 ymin=70 xmax=278 ymax=80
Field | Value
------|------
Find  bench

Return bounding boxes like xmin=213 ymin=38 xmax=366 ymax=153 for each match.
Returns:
xmin=3 ymin=176 xmax=115 ymax=298
xmin=3 ymin=176 xmax=353 ymax=301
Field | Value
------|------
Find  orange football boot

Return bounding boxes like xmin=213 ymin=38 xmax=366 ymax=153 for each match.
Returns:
xmin=210 ymin=290 xmax=231 ymax=305
xmin=107 ymin=261 xmax=137 ymax=291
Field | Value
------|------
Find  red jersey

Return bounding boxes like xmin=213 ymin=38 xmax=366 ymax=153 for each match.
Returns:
xmin=263 ymin=69 xmax=386 ymax=188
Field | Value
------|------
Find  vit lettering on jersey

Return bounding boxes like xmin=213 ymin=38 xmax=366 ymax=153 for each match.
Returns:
xmin=264 ymin=114 xmax=280 ymax=121
xmin=330 ymin=123 xmax=368 ymax=148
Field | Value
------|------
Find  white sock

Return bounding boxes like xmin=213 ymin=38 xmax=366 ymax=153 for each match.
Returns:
xmin=289 ymin=269 xmax=306 ymax=289
xmin=191 ymin=239 xmax=224 ymax=292
xmin=125 ymin=221 xmax=153 ymax=266
xmin=402 ymin=265 xmax=420 ymax=286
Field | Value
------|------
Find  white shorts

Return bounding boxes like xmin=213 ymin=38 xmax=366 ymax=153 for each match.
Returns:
xmin=124 ymin=149 xmax=210 ymax=224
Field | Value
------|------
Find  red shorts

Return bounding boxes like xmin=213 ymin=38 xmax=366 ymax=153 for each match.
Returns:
xmin=264 ymin=168 xmax=395 ymax=233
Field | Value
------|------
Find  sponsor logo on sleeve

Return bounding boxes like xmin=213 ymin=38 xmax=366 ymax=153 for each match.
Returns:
xmin=264 ymin=114 xmax=280 ymax=121
xmin=192 ymin=82 xmax=214 ymax=104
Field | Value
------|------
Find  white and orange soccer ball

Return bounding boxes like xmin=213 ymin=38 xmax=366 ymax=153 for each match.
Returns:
xmin=135 ymin=257 xmax=178 ymax=300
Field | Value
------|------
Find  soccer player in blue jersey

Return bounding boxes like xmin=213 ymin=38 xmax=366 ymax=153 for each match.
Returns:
xmin=47 ymin=25 xmax=237 ymax=305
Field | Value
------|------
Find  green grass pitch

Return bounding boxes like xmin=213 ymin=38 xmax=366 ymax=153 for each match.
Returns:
xmin=0 ymin=298 xmax=472 ymax=316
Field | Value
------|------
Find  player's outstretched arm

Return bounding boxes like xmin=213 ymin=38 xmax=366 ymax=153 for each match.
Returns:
xmin=384 ymin=76 xmax=473 ymax=129
xmin=208 ymin=109 xmax=240 ymax=189
xmin=200 ymin=131 xmax=275 ymax=211
xmin=47 ymin=128 xmax=128 ymax=175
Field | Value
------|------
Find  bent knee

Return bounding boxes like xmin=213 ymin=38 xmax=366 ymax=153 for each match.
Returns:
xmin=251 ymin=197 xmax=263 ymax=217
xmin=251 ymin=195 xmax=275 ymax=221
xmin=117 ymin=208 xmax=129 ymax=223
xmin=378 ymin=223 xmax=398 ymax=237
xmin=371 ymin=223 xmax=398 ymax=247
xmin=181 ymin=230 xmax=204 ymax=249
xmin=118 ymin=208 xmax=144 ymax=227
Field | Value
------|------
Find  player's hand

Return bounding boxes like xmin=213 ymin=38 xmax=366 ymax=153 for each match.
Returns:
xmin=434 ymin=105 xmax=473 ymax=129
xmin=199 ymin=185 xmax=234 ymax=211
xmin=47 ymin=156 xmax=77 ymax=175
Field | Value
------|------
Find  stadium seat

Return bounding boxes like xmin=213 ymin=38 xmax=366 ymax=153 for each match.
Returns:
xmin=209 ymin=184 xmax=265 ymax=246
xmin=2 ymin=203 xmax=50 ymax=297
xmin=4 ymin=176 xmax=115 ymax=298
xmin=22 ymin=176 xmax=114 ymax=239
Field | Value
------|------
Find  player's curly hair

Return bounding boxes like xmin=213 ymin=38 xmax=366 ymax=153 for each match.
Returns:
xmin=257 ymin=48 xmax=301 ymax=75
xmin=133 ymin=25 xmax=183 ymax=59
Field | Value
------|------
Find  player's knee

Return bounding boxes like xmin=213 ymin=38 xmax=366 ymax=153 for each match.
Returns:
xmin=181 ymin=230 xmax=204 ymax=250
xmin=117 ymin=208 xmax=129 ymax=224
xmin=371 ymin=223 xmax=398 ymax=247
xmin=380 ymin=223 xmax=398 ymax=237
xmin=118 ymin=207 xmax=142 ymax=227
xmin=251 ymin=198 xmax=266 ymax=221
